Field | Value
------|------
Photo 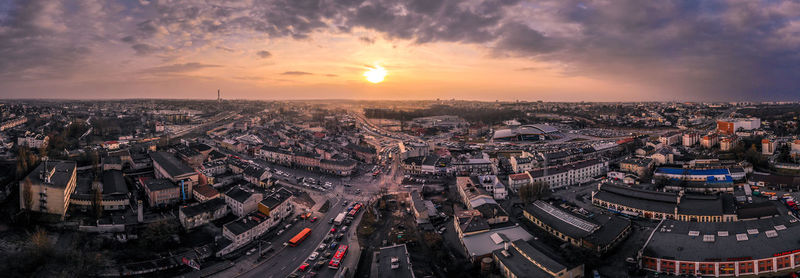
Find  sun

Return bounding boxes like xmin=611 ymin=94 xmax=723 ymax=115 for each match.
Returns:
xmin=363 ymin=65 xmax=387 ymax=83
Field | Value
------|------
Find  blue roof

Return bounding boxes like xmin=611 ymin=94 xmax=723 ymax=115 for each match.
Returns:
xmin=656 ymin=168 xmax=730 ymax=176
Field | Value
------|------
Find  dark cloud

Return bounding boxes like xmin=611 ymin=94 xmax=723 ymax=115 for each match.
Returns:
xmin=142 ymin=62 xmax=221 ymax=74
xmin=358 ymin=36 xmax=375 ymax=44
xmin=256 ymin=50 xmax=272 ymax=58
xmin=131 ymin=43 xmax=159 ymax=55
xmin=281 ymin=71 xmax=313 ymax=76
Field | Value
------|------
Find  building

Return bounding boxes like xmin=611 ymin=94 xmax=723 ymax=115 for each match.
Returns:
xmin=701 ymin=134 xmax=719 ymax=149
xmin=456 ymin=177 xmax=509 ymax=224
xmin=0 ymin=116 xmax=26 ymax=131
xmin=659 ymin=132 xmax=682 ymax=146
xmin=370 ymin=244 xmax=415 ymax=278
xmin=492 ymin=124 xmax=558 ymax=141
xmin=17 ymin=131 xmax=49 ymax=149
xmin=619 ymin=158 xmax=654 ymax=177
xmin=141 ymin=178 xmax=180 ymax=207
xmin=591 ymin=183 xmax=738 ymax=222
xmin=151 ymin=151 xmax=198 ymax=201
xmin=762 ymin=139 xmax=775 ymax=155
xmin=179 ymin=198 xmax=228 ymax=230
xmin=257 ymin=187 xmax=294 ymax=222
xmin=716 ymin=117 xmax=761 ymax=135
xmin=224 ymin=186 xmax=263 ymax=217
xmin=529 ymin=159 xmax=608 ymax=189
xmin=640 ymin=217 xmax=800 ymax=277
xmin=345 ymin=143 xmax=377 ymax=163
xmin=193 ymin=184 xmax=220 ymax=202
xmin=653 ymin=167 xmax=733 ymax=192
xmin=509 ymin=156 xmax=535 ymax=173
xmin=720 ymin=137 xmax=736 ymax=152
xmin=507 ymin=172 xmax=533 ymax=192
xmin=452 ymin=155 xmax=497 ymax=176
xmin=683 ymin=132 xmax=700 ymax=147
xmin=19 ymin=160 xmax=77 ymax=219
xmin=457 ymin=222 xmax=533 ymax=261
xmin=216 ymin=210 xmax=273 ymax=257
xmin=493 ymin=239 xmax=584 ymax=278
xmin=523 ymin=200 xmax=631 ymax=253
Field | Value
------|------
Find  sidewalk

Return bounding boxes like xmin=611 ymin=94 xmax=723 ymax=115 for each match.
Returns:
xmin=339 ymin=206 xmax=366 ymax=278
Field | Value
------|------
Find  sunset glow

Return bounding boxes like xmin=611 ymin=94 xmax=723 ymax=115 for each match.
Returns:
xmin=363 ymin=65 xmax=387 ymax=84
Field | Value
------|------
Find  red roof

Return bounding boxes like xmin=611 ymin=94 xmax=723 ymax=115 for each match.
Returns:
xmin=509 ymin=173 xmax=531 ymax=180
xmin=194 ymin=184 xmax=219 ymax=198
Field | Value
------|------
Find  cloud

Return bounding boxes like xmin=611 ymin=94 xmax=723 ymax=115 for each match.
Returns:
xmin=142 ymin=62 xmax=221 ymax=74
xmin=256 ymin=50 xmax=272 ymax=58
xmin=281 ymin=71 xmax=313 ymax=76
xmin=359 ymin=36 xmax=375 ymax=44
xmin=131 ymin=43 xmax=160 ymax=55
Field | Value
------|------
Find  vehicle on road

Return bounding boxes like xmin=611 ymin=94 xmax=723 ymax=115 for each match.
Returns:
xmin=330 ymin=228 xmax=337 ymax=234
xmin=328 ymin=245 xmax=349 ymax=269
xmin=298 ymin=262 xmax=310 ymax=272
xmin=311 ymin=217 xmax=318 ymax=222
xmin=288 ymin=228 xmax=312 ymax=247
xmin=334 ymin=212 xmax=347 ymax=225
xmin=277 ymin=229 xmax=285 ymax=236
xmin=329 ymin=242 xmax=338 ymax=250
xmin=328 ymin=218 xmax=334 ymax=224
xmin=341 ymin=226 xmax=348 ymax=233
xmin=308 ymin=252 xmax=319 ymax=261
xmin=246 ymin=248 xmax=256 ymax=256
xmin=317 ymin=244 xmax=326 ymax=251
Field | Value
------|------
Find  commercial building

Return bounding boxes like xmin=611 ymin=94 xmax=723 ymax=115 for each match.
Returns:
xmin=529 ymin=159 xmax=608 ymax=189
xmin=179 ymin=198 xmax=228 ymax=230
xmin=492 ymin=124 xmax=558 ymax=141
xmin=653 ymin=168 xmax=734 ymax=193
xmin=640 ymin=217 xmax=800 ymax=277
xmin=523 ymin=200 xmax=631 ymax=253
xmin=619 ymin=158 xmax=654 ymax=177
xmin=716 ymin=117 xmax=760 ymax=135
xmin=151 ymin=151 xmax=197 ymax=201
xmin=591 ymin=184 xmax=738 ymax=222
xmin=493 ymin=239 xmax=584 ymax=278
xmin=370 ymin=244 xmax=415 ymax=278
xmin=19 ymin=160 xmax=78 ymax=219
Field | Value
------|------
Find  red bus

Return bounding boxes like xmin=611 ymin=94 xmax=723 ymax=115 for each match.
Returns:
xmin=288 ymin=228 xmax=312 ymax=247
xmin=348 ymin=203 xmax=362 ymax=217
xmin=328 ymin=245 xmax=348 ymax=269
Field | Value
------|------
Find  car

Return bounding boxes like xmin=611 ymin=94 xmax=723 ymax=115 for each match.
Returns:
xmin=328 ymin=218 xmax=334 ymax=224
xmin=285 ymin=224 xmax=292 ymax=230
xmin=310 ymin=217 xmax=318 ymax=222
xmin=323 ymin=250 xmax=332 ymax=258
xmin=329 ymin=242 xmax=338 ymax=250
xmin=341 ymin=226 xmax=348 ymax=233
xmin=277 ymin=229 xmax=285 ymax=235
xmin=342 ymin=202 xmax=348 ymax=207
xmin=298 ymin=262 xmax=310 ymax=272
xmin=308 ymin=252 xmax=319 ymax=261
xmin=317 ymin=244 xmax=326 ymax=251
xmin=314 ymin=260 xmax=326 ymax=269
xmin=335 ymin=233 xmax=344 ymax=240
xmin=246 ymin=248 xmax=256 ymax=256
xmin=330 ymin=228 xmax=337 ymax=233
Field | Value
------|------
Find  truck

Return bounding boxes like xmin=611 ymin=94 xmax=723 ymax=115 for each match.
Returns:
xmin=333 ymin=212 xmax=346 ymax=226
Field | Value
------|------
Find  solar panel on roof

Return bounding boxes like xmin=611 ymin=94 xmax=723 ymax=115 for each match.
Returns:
xmin=703 ymin=235 xmax=715 ymax=242
xmin=717 ymin=231 xmax=729 ymax=236
xmin=747 ymin=229 xmax=759 ymax=235
xmin=688 ymin=231 xmax=700 ymax=236
xmin=775 ymin=225 xmax=787 ymax=231
xmin=736 ymin=233 xmax=748 ymax=241
xmin=534 ymin=201 xmax=598 ymax=233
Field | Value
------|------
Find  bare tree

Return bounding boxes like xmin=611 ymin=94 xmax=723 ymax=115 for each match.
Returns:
xmin=93 ymin=188 xmax=103 ymax=219
xmin=22 ymin=178 xmax=33 ymax=223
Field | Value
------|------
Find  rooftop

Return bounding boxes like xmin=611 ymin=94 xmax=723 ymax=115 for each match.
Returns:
xmin=25 ymin=160 xmax=77 ymax=188
xmin=372 ymin=244 xmax=415 ymax=278
xmin=150 ymin=151 xmax=196 ymax=177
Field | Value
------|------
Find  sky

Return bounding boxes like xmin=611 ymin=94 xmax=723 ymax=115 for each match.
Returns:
xmin=1 ymin=0 xmax=800 ymax=102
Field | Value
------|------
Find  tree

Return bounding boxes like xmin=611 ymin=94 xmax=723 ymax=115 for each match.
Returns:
xmin=22 ymin=178 xmax=33 ymax=223
xmin=93 ymin=188 xmax=103 ymax=219
xmin=519 ymin=181 xmax=548 ymax=203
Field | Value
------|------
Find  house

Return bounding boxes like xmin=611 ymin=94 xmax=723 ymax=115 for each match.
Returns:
xmin=510 ymin=156 xmax=535 ymax=173
xmin=507 ymin=172 xmax=533 ymax=192
xmin=257 ymin=187 xmax=294 ymax=222
xmin=193 ymin=184 xmax=220 ymax=202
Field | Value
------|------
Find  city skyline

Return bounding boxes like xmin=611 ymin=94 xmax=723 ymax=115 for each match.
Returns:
xmin=2 ymin=0 xmax=800 ymax=101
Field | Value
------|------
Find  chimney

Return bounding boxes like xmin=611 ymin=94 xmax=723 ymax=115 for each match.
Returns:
xmin=504 ymin=242 xmax=508 ymax=251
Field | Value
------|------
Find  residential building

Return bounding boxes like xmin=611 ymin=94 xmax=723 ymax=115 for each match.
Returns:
xmin=701 ymin=134 xmax=719 ymax=149
xmin=151 ymin=151 xmax=198 ymax=201
xmin=193 ymin=184 xmax=220 ymax=202
xmin=529 ymin=159 xmax=608 ymax=189
xmin=17 ymin=131 xmax=49 ymax=149
xmin=224 ymin=186 xmax=263 ymax=217
xmin=716 ymin=117 xmax=761 ymax=135
xmin=507 ymin=172 xmax=533 ymax=192
xmin=619 ymin=158 xmax=653 ymax=177
xmin=179 ymin=198 xmax=228 ymax=230
xmin=509 ymin=156 xmax=534 ymax=173
xmin=762 ymin=139 xmax=775 ymax=155
xmin=682 ymin=132 xmax=699 ymax=147
xmin=659 ymin=132 xmax=682 ymax=146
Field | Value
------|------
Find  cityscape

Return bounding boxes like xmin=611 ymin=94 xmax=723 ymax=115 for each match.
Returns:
xmin=3 ymin=1 xmax=800 ymax=278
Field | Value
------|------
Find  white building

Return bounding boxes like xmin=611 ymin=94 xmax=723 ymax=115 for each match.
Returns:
xmin=223 ymin=186 xmax=263 ymax=217
xmin=529 ymin=159 xmax=608 ymax=189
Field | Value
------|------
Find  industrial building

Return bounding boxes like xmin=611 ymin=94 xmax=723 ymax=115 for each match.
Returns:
xmin=523 ymin=200 xmax=631 ymax=253
xmin=492 ymin=124 xmax=559 ymax=141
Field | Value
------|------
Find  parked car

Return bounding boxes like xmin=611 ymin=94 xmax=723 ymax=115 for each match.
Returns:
xmin=298 ymin=263 xmax=310 ymax=272
xmin=317 ymin=244 xmax=326 ymax=251
xmin=308 ymin=252 xmax=319 ymax=261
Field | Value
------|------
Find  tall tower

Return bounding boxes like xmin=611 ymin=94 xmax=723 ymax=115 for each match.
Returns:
xmin=217 ymin=89 xmax=221 ymax=103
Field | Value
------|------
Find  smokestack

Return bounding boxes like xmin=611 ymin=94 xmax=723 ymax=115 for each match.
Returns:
xmin=137 ymin=200 xmax=143 ymax=223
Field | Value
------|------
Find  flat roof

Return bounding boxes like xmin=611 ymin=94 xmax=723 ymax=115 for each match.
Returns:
xmin=525 ymin=201 xmax=597 ymax=239
xmin=25 ymin=160 xmax=76 ymax=189
xmin=655 ymin=167 xmax=730 ymax=176
xmin=151 ymin=151 xmax=196 ymax=177
xmin=643 ymin=217 xmax=800 ymax=262
xmin=373 ymin=244 xmax=415 ymax=278
xmin=461 ymin=225 xmax=533 ymax=257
